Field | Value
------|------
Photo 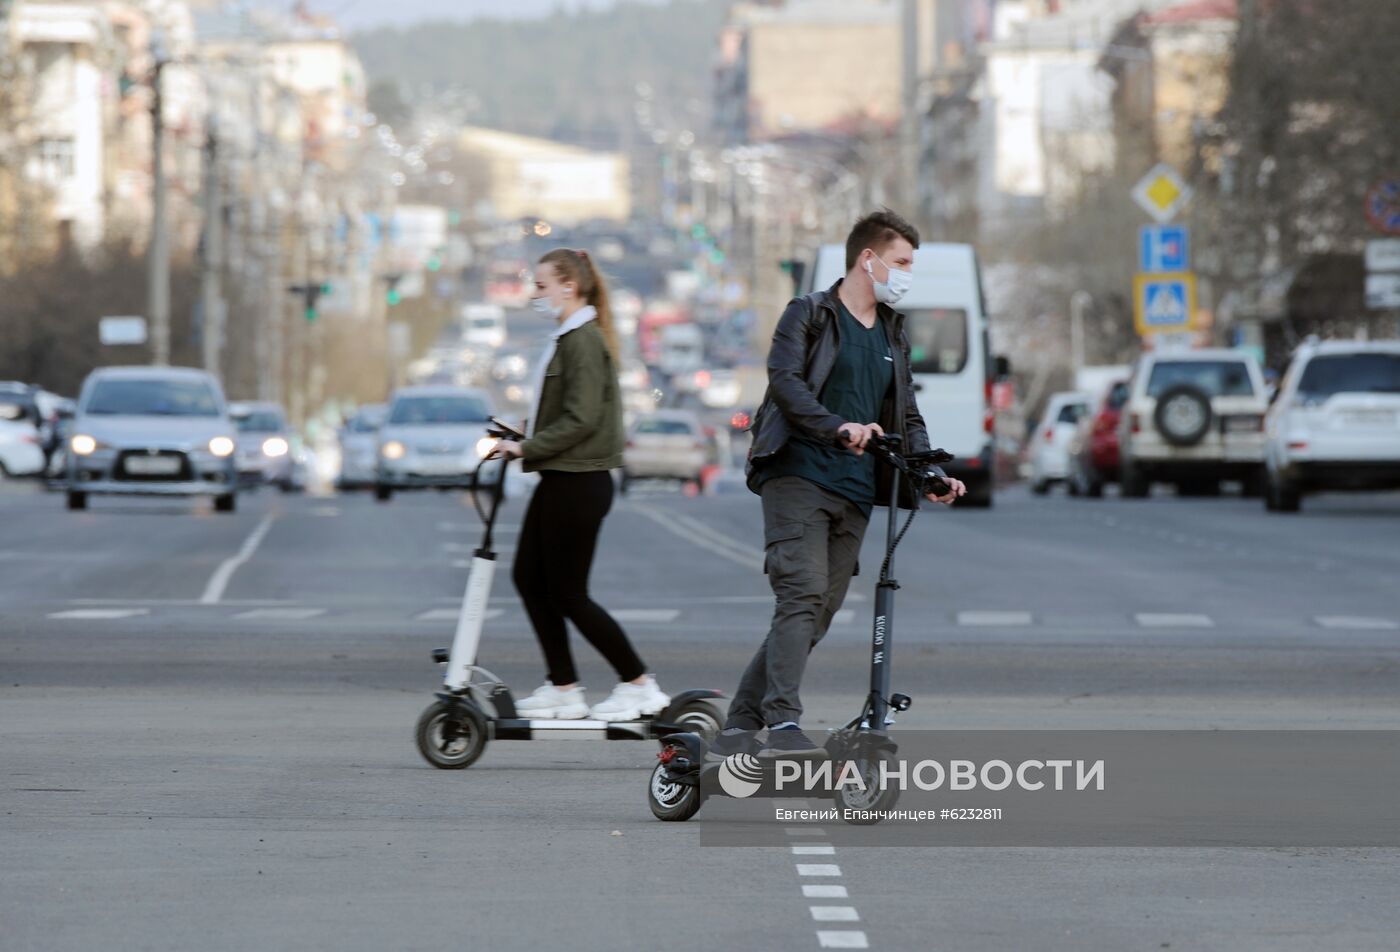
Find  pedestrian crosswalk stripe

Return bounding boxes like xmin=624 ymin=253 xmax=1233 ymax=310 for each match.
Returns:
xmin=796 ymin=864 xmax=842 ymax=876
xmin=414 ymin=608 xmax=504 ymax=622
xmin=47 ymin=608 xmax=150 ymax=620
xmin=612 ymin=609 xmax=680 ymax=623
xmin=1135 ymin=613 xmax=1214 ymax=628
xmin=1315 ymin=616 xmax=1398 ymax=630
xmin=811 ymin=907 xmax=860 ymax=922
xmin=816 ymin=931 xmax=868 ymax=949
xmin=233 ymin=608 xmax=327 ymax=620
xmin=803 ymin=885 xmax=849 ymax=898
xmin=792 ymin=844 xmax=836 ymax=855
xmin=957 ymin=611 xmax=1033 ymax=626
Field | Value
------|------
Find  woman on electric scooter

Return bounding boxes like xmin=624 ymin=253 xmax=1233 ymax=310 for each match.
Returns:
xmin=488 ymin=248 xmax=670 ymax=721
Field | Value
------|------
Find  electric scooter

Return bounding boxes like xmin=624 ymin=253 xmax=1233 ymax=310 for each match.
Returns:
xmin=414 ymin=419 xmax=726 ymax=769
xmin=645 ymin=434 xmax=954 ymax=821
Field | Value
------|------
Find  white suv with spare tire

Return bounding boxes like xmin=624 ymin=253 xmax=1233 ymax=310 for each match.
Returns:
xmin=1117 ymin=349 xmax=1269 ymax=498
xmin=1262 ymin=339 xmax=1400 ymax=513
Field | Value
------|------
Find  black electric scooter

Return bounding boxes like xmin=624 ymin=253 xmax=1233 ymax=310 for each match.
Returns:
xmin=414 ymin=419 xmax=726 ymax=769
xmin=646 ymin=434 xmax=953 ymax=821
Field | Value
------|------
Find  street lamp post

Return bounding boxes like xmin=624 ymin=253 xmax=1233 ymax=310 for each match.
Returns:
xmin=147 ymin=35 xmax=171 ymax=366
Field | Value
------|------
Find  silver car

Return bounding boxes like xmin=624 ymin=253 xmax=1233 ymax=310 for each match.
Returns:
xmin=374 ymin=386 xmax=503 ymax=501
xmin=66 ymin=366 xmax=239 ymax=512
xmin=230 ymin=401 xmax=295 ymax=491
xmin=336 ymin=403 xmax=387 ymax=490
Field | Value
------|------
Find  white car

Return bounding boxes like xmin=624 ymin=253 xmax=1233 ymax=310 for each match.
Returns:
xmin=462 ymin=303 xmax=507 ymax=350
xmin=0 ymin=401 xmax=45 ymax=478
xmin=336 ymin=403 xmax=387 ymax=490
xmin=1263 ymin=339 xmax=1400 ymax=513
xmin=622 ymin=410 xmax=709 ymax=492
xmin=1118 ymin=349 xmax=1269 ymax=498
xmin=1028 ymin=391 xmax=1089 ymax=494
xmin=375 ymin=386 xmax=503 ymax=501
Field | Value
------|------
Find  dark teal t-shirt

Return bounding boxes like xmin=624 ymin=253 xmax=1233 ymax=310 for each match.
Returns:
xmin=757 ymin=300 xmax=894 ymax=515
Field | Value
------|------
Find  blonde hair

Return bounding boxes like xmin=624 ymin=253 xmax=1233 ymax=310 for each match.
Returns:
xmin=539 ymin=248 xmax=620 ymax=363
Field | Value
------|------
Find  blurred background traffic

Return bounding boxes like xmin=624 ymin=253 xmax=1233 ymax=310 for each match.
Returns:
xmin=1 ymin=0 xmax=1398 ymax=511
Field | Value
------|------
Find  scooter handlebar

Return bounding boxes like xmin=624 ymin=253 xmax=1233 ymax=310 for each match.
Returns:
xmin=867 ymin=435 xmax=956 ymax=498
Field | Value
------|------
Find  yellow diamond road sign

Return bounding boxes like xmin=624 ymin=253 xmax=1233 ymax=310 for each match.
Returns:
xmin=1132 ymin=163 xmax=1193 ymax=223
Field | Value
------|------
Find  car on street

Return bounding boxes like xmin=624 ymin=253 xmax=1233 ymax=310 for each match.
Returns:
xmin=1263 ymin=339 xmax=1400 ymax=512
xmin=0 ymin=398 xmax=45 ymax=478
xmin=621 ymin=409 xmax=709 ymax=492
xmin=375 ymin=386 xmax=502 ymax=501
xmin=1027 ymin=391 xmax=1089 ymax=494
xmin=462 ymin=303 xmax=508 ymax=350
xmin=1068 ymin=379 xmax=1129 ymax=497
xmin=1118 ymin=349 xmax=1268 ymax=498
xmin=230 ymin=401 xmax=297 ymax=491
xmin=65 ymin=366 xmax=239 ymax=512
xmin=336 ymin=403 xmax=387 ymax=490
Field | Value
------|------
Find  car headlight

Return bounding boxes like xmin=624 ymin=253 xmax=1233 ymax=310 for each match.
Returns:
xmin=475 ymin=436 xmax=497 ymax=460
xmin=71 ymin=434 xmax=98 ymax=456
xmin=381 ymin=440 xmax=406 ymax=460
xmin=209 ymin=436 xmax=236 ymax=458
xmin=262 ymin=437 xmax=289 ymax=458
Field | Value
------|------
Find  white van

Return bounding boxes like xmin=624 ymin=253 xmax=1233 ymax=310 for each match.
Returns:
xmin=461 ymin=303 xmax=507 ymax=350
xmin=803 ymin=243 xmax=997 ymax=507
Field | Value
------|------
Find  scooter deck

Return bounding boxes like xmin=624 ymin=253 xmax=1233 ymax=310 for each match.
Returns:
xmin=493 ymin=718 xmax=659 ymax=741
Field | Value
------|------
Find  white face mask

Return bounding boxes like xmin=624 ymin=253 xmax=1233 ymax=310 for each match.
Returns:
xmin=865 ymin=252 xmax=913 ymax=305
xmin=531 ymin=295 xmax=564 ymax=319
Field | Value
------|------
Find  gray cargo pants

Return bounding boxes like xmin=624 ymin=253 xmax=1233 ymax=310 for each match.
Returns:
xmin=726 ymin=475 xmax=869 ymax=729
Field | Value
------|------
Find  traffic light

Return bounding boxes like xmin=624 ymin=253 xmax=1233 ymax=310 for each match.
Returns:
xmin=384 ymin=273 xmax=404 ymax=306
xmin=288 ymin=281 xmax=332 ymax=322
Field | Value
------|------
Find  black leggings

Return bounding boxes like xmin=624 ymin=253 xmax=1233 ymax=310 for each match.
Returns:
xmin=512 ymin=470 xmax=645 ymax=685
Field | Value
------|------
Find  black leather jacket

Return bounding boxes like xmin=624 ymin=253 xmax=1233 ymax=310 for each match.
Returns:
xmin=745 ymin=280 xmax=934 ymax=510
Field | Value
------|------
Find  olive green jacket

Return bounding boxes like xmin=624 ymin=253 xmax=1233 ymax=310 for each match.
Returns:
xmin=521 ymin=322 xmax=625 ymax=472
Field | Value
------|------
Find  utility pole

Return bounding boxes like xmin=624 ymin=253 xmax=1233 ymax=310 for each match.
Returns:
xmin=147 ymin=36 xmax=171 ymax=366
xmin=900 ymin=0 xmax=921 ymax=220
xmin=199 ymin=112 xmax=225 ymax=376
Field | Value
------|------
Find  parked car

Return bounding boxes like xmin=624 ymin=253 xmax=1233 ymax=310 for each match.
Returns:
xmin=621 ymin=409 xmax=709 ymax=492
xmin=1263 ymin=339 xmax=1400 ymax=512
xmin=1118 ymin=349 xmax=1268 ymax=498
xmin=375 ymin=386 xmax=502 ymax=501
xmin=230 ymin=401 xmax=297 ymax=491
xmin=1027 ymin=392 xmax=1089 ymax=494
xmin=336 ymin=403 xmax=387 ymax=490
xmin=0 ymin=399 xmax=45 ymax=477
xmin=65 ymin=366 xmax=239 ymax=512
xmin=1068 ymin=379 xmax=1129 ymax=497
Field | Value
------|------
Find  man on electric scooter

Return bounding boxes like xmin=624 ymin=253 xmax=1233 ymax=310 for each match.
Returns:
xmin=710 ymin=210 xmax=966 ymax=762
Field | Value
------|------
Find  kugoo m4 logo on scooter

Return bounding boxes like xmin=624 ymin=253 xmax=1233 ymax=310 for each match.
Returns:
xmin=717 ymin=753 xmax=765 ymax=798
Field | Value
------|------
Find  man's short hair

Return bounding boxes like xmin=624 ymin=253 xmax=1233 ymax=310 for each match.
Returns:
xmin=845 ymin=209 xmax=921 ymax=272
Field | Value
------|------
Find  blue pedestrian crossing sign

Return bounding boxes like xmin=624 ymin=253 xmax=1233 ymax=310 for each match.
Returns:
xmin=1139 ymin=225 xmax=1190 ymax=272
xmin=1133 ymin=272 xmax=1197 ymax=335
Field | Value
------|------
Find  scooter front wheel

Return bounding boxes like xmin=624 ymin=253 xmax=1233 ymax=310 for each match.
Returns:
xmin=669 ymin=700 xmax=723 ymax=740
xmin=415 ymin=699 xmax=489 ymax=769
xmin=832 ymin=752 xmax=901 ymax=823
xmin=648 ymin=761 xmax=703 ymax=821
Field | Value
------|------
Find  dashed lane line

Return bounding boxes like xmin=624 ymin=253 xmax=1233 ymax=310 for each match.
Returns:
xmin=232 ymin=608 xmax=327 ymax=621
xmin=1316 ymin=616 xmax=1399 ymax=630
xmin=1134 ymin=612 xmax=1215 ymax=628
xmin=46 ymin=608 xmax=150 ymax=620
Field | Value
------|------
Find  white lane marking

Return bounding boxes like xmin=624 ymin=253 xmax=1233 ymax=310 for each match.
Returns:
xmin=629 ymin=503 xmax=764 ymax=572
xmin=957 ymin=610 xmax=1033 ymax=627
xmin=816 ymin=931 xmax=869 ymax=949
xmin=47 ymin=608 xmax=149 ymax=620
xmin=784 ymin=827 xmax=831 ymax=836
xmin=439 ymin=521 xmax=519 ymax=533
xmin=232 ymin=608 xmax=326 ymax=620
xmin=792 ymin=845 xmax=836 ymax=855
xmin=803 ymin=885 xmax=849 ymax=898
xmin=811 ymin=907 xmax=860 ymax=922
xmin=613 ymin=609 xmax=680 ymax=623
xmin=414 ymin=608 xmax=504 ymax=622
xmin=200 ymin=515 xmax=275 ymax=605
xmin=1316 ymin=616 xmax=1398 ymax=630
xmin=1135 ymin=613 xmax=1214 ymax=628
xmin=832 ymin=609 xmax=855 ymax=626
xmin=69 ymin=598 xmax=296 ymax=606
xmin=796 ymin=864 xmax=842 ymax=877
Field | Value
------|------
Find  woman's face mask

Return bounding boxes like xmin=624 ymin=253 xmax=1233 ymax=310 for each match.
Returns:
xmin=865 ymin=251 xmax=913 ymax=305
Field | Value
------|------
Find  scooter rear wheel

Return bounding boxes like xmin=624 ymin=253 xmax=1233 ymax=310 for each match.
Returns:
xmin=668 ymin=700 xmax=723 ymax=740
xmin=648 ymin=761 xmax=703 ymax=821
xmin=415 ymin=699 xmax=489 ymax=769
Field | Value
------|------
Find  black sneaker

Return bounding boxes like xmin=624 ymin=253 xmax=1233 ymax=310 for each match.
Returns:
xmin=759 ymin=725 xmax=827 ymax=759
xmin=705 ymin=729 xmax=759 ymax=762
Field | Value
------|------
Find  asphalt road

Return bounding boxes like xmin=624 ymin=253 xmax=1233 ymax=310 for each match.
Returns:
xmin=3 ymin=475 xmax=1400 ymax=951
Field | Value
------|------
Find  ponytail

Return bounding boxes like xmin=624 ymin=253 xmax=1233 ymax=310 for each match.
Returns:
xmin=539 ymin=247 xmax=621 ymax=364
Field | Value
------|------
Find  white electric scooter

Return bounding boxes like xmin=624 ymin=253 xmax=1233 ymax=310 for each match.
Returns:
xmin=414 ymin=419 xmax=725 ymax=769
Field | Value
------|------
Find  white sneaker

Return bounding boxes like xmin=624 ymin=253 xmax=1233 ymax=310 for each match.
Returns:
xmin=514 ymin=682 xmax=589 ymax=720
xmin=588 ymin=675 xmax=670 ymax=721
